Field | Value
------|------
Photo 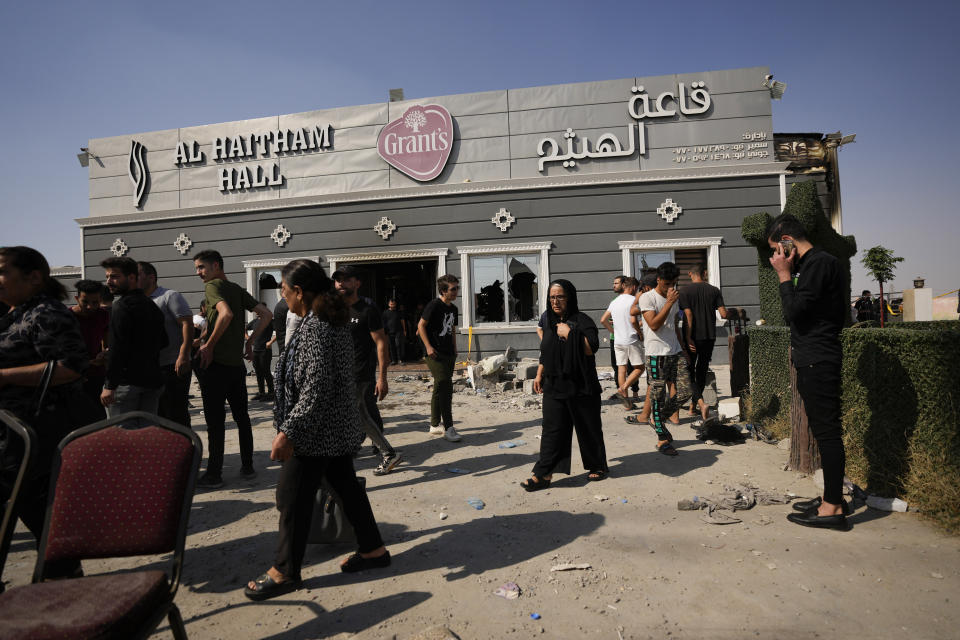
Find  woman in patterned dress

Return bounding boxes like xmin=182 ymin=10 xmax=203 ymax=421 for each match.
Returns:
xmin=245 ymin=259 xmax=389 ymax=601
xmin=0 ymin=246 xmax=101 ymax=577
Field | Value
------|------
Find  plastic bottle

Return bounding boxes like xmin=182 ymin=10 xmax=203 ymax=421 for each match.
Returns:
xmin=865 ymin=495 xmax=908 ymax=512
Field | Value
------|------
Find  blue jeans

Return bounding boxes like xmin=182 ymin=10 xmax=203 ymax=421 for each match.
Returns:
xmin=106 ymin=384 xmax=162 ymax=426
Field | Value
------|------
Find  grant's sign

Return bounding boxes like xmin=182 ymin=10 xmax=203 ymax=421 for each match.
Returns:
xmin=377 ymin=104 xmax=453 ymax=181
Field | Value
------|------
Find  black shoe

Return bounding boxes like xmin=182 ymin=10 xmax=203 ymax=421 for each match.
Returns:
xmin=792 ymin=497 xmax=851 ymax=515
xmin=240 ymin=465 xmax=257 ymax=479
xmin=786 ymin=510 xmax=851 ymax=531
xmin=340 ymin=550 xmax=391 ymax=573
xmin=196 ymin=472 xmax=224 ymax=489
xmin=251 ymin=393 xmax=265 ymax=401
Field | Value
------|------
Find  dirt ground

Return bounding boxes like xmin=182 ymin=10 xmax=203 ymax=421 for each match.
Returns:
xmin=4 ymin=365 xmax=959 ymax=640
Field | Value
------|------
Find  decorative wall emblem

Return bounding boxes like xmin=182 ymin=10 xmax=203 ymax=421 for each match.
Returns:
xmin=491 ymin=207 xmax=515 ymax=232
xmin=270 ymin=224 xmax=292 ymax=247
xmin=128 ymin=140 xmax=148 ymax=207
xmin=373 ymin=216 xmax=397 ymax=240
xmin=657 ymin=198 xmax=682 ymax=224
xmin=110 ymin=238 xmax=129 ymax=257
xmin=173 ymin=233 xmax=192 ymax=255
xmin=377 ymin=104 xmax=453 ymax=182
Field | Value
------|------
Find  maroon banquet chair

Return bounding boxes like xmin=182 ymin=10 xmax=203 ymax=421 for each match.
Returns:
xmin=0 ymin=410 xmax=38 ymax=595
xmin=0 ymin=411 xmax=202 ymax=640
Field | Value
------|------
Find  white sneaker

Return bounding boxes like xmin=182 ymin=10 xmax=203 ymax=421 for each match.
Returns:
xmin=429 ymin=425 xmax=445 ymax=436
xmin=443 ymin=427 xmax=462 ymax=442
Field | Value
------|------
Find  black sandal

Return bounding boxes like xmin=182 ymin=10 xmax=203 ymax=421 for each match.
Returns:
xmin=244 ymin=572 xmax=302 ymax=601
xmin=340 ymin=550 xmax=391 ymax=573
xmin=657 ymin=441 xmax=679 ymax=457
xmin=521 ymin=476 xmax=551 ymax=492
xmin=587 ymin=471 xmax=608 ymax=481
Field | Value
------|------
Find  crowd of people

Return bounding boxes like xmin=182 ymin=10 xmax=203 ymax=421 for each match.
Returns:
xmin=0 ymin=211 xmax=851 ymax=604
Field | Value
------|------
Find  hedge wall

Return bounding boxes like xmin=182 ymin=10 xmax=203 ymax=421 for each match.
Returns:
xmin=741 ymin=180 xmax=857 ymax=326
xmin=747 ymin=324 xmax=960 ymax=532
xmin=745 ymin=325 xmax=791 ymax=432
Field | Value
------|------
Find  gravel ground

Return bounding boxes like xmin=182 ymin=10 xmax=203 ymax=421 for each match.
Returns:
xmin=4 ymin=365 xmax=958 ymax=640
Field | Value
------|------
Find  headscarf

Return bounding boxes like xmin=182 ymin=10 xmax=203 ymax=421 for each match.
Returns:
xmin=541 ymin=279 xmax=587 ymax=378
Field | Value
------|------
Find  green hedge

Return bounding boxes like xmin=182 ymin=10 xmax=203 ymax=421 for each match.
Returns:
xmin=747 ymin=324 xmax=960 ymax=532
xmin=741 ymin=180 xmax=857 ymax=326
xmin=745 ymin=325 xmax=791 ymax=432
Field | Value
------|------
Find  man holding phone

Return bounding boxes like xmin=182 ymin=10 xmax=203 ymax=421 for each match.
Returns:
xmin=767 ymin=213 xmax=850 ymax=530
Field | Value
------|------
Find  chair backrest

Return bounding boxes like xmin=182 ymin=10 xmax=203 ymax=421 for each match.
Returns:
xmin=35 ymin=412 xmax=201 ymax=584
xmin=0 ymin=411 xmax=37 ymax=591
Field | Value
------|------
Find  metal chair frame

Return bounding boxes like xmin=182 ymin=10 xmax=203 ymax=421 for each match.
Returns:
xmin=0 ymin=410 xmax=37 ymax=594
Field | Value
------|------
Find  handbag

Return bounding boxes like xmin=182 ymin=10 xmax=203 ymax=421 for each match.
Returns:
xmin=307 ymin=476 xmax=366 ymax=544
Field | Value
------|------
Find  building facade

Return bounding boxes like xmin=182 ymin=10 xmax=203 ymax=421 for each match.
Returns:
xmin=76 ymin=66 xmax=841 ymax=363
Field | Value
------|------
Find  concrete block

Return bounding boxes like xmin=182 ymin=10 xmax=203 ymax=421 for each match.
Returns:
xmin=523 ymin=379 xmax=536 ymax=394
xmin=515 ymin=363 xmax=540 ymax=380
xmin=718 ymin=398 xmax=740 ymax=421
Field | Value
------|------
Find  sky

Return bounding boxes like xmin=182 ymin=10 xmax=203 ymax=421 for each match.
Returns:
xmin=1 ymin=0 xmax=957 ymax=299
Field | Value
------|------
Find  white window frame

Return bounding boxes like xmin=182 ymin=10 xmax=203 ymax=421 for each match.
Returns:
xmin=456 ymin=241 xmax=552 ymax=334
xmin=618 ymin=237 xmax=724 ymax=324
xmin=325 ymin=248 xmax=449 ymax=296
xmin=242 ymin=256 xmax=320 ymax=321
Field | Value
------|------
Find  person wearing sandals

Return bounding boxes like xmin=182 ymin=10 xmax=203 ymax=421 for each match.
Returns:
xmin=522 ymin=280 xmax=608 ymax=491
xmin=637 ymin=262 xmax=693 ymax=456
xmin=245 ymin=259 xmax=390 ymax=601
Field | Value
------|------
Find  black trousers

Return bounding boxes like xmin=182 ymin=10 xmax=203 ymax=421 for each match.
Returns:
xmin=157 ymin=364 xmax=191 ymax=428
xmin=387 ymin=332 xmax=405 ymax=363
xmin=274 ymin=454 xmax=384 ymax=578
xmin=252 ymin=350 xmax=274 ymax=395
xmin=199 ymin=362 xmax=253 ymax=475
xmin=686 ymin=338 xmax=715 ymax=404
xmin=533 ymin=393 xmax=608 ymax=477
xmin=795 ymin=361 xmax=845 ymax=505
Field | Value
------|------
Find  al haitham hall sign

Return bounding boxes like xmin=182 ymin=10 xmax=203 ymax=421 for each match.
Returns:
xmin=89 ymin=66 xmax=776 ymax=216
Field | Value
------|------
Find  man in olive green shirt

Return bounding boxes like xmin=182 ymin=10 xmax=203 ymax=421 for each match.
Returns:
xmin=194 ymin=250 xmax=273 ymax=488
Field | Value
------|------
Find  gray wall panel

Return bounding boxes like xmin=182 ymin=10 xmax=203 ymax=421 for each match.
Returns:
xmin=287 ymin=171 xmax=391 ymax=198
xmin=280 ymin=148 xmax=385 ymax=179
xmin=508 ymin=78 xmax=634 ymax=111
xmin=90 ymin=191 xmax=180 ymax=217
xmin=388 ymin=160 xmax=511 ymax=187
xmin=89 ymin=170 xmax=178 ymax=199
xmin=179 ymin=185 xmax=279 ymax=210
xmin=279 ymin=103 xmax=387 ymax=130
xmin=455 ymin=113 xmax=510 ymax=139
xmin=388 ymin=90 xmax=508 ymax=119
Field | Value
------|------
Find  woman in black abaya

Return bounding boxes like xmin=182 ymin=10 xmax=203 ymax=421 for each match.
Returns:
xmin=522 ymin=279 xmax=608 ymax=491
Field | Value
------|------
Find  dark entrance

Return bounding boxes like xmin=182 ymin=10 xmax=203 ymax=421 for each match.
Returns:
xmin=342 ymin=259 xmax=437 ymax=363
xmin=343 ymin=259 xmax=437 ymax=311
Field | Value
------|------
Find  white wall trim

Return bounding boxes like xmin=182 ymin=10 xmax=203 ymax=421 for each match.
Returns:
xmin=325 ymin=248 xmax=449 ymax=283
xmin=242 ymin=256 xmax=319 ymax=317
xmin=75 ymin=162 xmax=792 ymax=228
xmin=456 ymin=241 xmax=552 ymax=328
xmin=779 ymin=174 xmax=787 ymax=211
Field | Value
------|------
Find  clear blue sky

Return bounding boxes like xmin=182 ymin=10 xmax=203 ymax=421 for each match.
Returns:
xmin=2 ymin=0 xmax=957 ymax=298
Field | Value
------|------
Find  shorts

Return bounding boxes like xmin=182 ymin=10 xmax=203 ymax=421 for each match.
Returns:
xmin=614 ymin=341 xmax=645 ymax=366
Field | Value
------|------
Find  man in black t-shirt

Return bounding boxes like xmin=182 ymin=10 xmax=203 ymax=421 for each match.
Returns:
xmin=679 ymin=263 xmax=728 ymax=422
xmin=333 ymin=266 xmax=402 ymax=475
xmin=417 ymin=274 xmax=461 ymax=442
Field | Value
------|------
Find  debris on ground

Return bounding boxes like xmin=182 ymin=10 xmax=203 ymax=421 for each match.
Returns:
xmin=680 ymin=484 xmax=796 ymax=523
xmin=493 ymin=582 xmax=521 ymax=599
xmin=498 ymin=440 xmax=527 ymax=448
xmin=466 ymin=497 xmax=485 ymax=510
xmin=550 ymin=563 xmax=592 ymax=571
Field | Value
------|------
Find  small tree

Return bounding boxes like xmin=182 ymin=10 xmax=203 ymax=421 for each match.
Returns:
xmin=861 ymin=246 xmax=904 ymax=327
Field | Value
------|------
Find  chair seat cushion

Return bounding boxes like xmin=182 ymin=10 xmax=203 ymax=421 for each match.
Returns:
xmin=0 ymin=570 xmax=170 ymax=639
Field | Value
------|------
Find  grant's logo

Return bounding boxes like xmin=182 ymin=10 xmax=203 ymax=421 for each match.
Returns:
xmin=377 ymin=105 xmax=453 ymax=182
xmin=128 ymin=140 xmax=148 ymax=207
